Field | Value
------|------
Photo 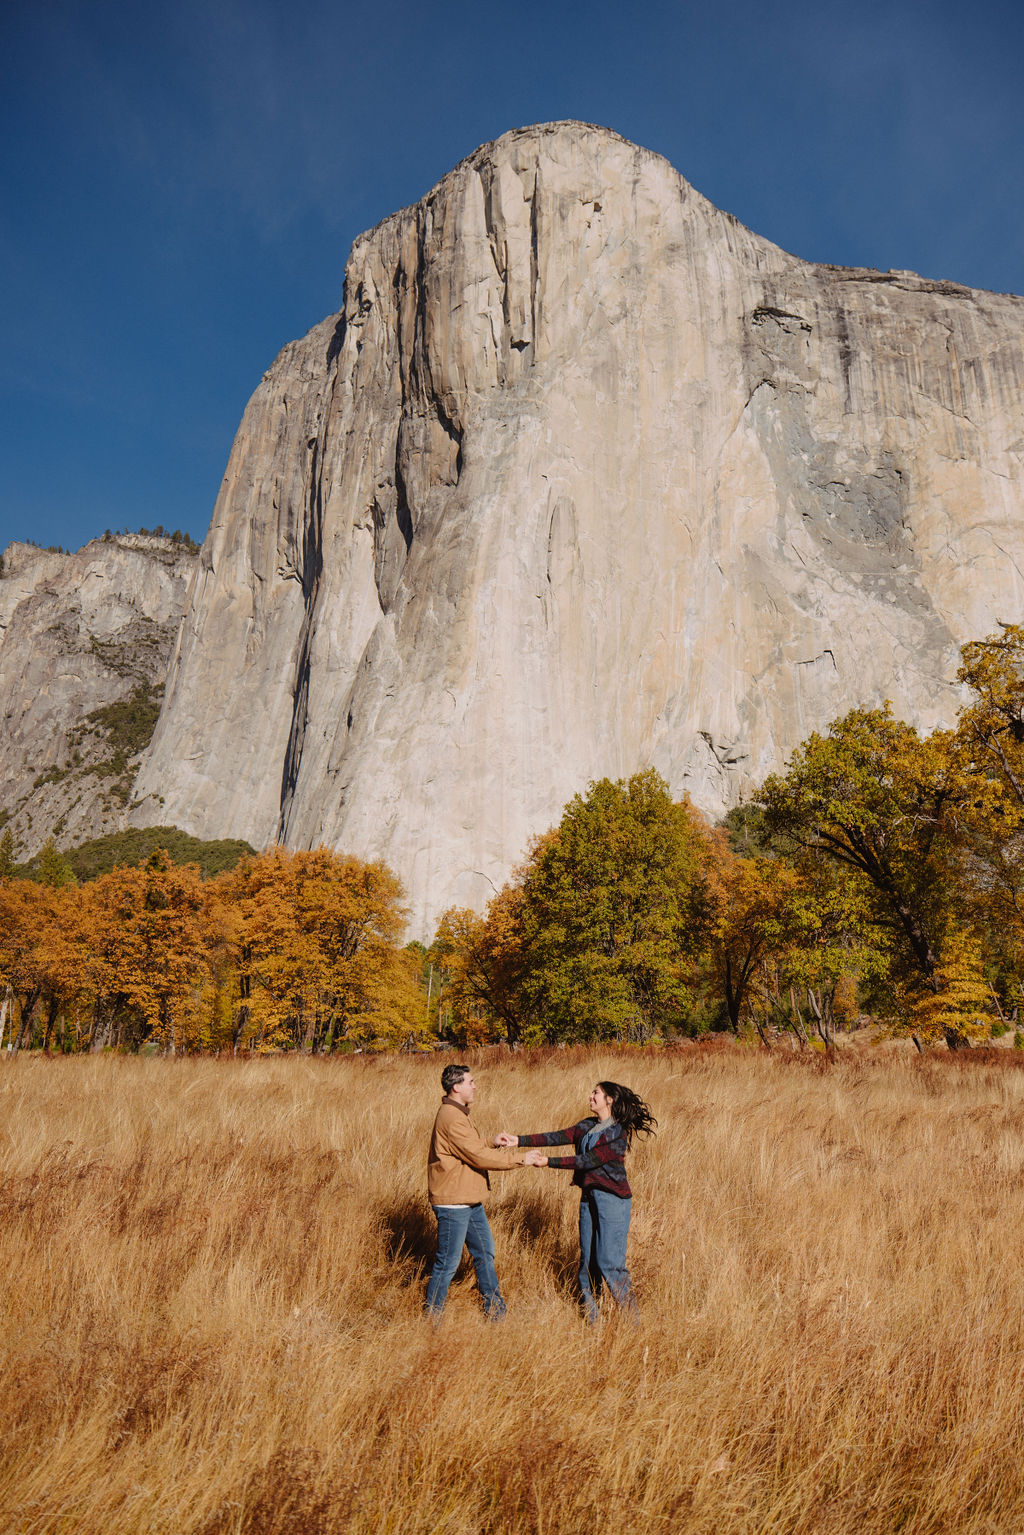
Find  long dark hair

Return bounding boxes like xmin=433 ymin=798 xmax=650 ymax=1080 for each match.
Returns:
xmin=598 ymin=1081 xmax=657 ymax=1149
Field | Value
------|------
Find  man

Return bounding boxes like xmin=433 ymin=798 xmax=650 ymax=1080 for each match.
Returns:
xmin=425 ymin=1063 xmax=543 ymax=1319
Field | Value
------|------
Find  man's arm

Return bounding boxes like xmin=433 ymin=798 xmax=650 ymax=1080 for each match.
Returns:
xmin=443 ymin=1111 xmax=526 ymax=1172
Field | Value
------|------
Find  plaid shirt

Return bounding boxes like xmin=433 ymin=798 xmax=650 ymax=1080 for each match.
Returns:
xmin=516 ymin=1117 xmax=631 ymax=1197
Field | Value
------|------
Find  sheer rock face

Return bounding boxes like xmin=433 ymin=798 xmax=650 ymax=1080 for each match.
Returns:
xmin=131 ymin=121 xmax=1024 ymax=937
xmin=0 ymin=537 xmax=197 ymax=853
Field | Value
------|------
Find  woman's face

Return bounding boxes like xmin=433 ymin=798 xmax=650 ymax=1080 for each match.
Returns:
xmin=590 ymin=1084 xmax=615 ymax=1120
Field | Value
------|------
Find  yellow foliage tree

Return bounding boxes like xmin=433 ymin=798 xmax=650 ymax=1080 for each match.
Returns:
xmin=219 ymin=847 xmax=427 ymax=1052
xmin=0 ymin=879 xmax=60 ymax=1049
xmin=704 ymin=841 xmax=803 ymax=1042
xmin=429 ymin=898 xmax=522 ymax=1047
xmin=74 ymin=853 xmax=212 ymax=1051
xmin=904 ymin=929 xmax=992 ymax=1049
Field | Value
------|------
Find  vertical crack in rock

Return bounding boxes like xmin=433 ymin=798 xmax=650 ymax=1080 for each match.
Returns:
xmin=276 ymin=365 xmax=331 ymax=835
xmin=834 ymin=299 xmax=854 ymax=407
xmin=527 ymin=167 xmax=540 ymax=357
xmin=372 ymin=206 xmax=466 ymax=616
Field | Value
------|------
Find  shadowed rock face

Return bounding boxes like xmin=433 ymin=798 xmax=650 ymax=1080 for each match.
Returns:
xmin=130 ymin=121 xmax=1024 ymax=937
xmin=0 ymin=537 xmax=198 ymax=852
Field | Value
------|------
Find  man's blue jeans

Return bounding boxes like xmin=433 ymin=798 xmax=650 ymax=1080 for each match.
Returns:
xmin=578 ymin=1189 xmax=634 ymax=1323
xmin=425 ymin=1204 xmax=506 ymax=1319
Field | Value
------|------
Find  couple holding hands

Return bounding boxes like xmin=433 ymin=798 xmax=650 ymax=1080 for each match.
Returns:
xmin=425 ymin=1063 xmax=656 ymax=1323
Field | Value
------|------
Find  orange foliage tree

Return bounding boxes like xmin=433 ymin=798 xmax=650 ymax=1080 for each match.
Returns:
xmin=72 ymin=852 xmax=212 ymax=1051
xmin=429 ymin=883 xmax=531 ymax=1046
xmin=216 ymin=847 xmax=426 ymax=1053
xmin=0 ymin=878 xmax=62 ymax=1049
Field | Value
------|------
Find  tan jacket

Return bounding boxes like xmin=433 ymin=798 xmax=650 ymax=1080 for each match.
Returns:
xmin=427 ymin=1097 xmax=526 ymax=1205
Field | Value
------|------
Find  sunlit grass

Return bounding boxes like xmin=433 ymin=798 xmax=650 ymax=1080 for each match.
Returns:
xmin=3 ymin=1044 xmax=1024 ymax=1532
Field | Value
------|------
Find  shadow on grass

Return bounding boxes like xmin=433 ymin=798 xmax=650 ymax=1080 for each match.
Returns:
xmin=497 ymin=1186 xmax=581 ymax=1299
xmin=379 ymin=1196 xmax=437 ymax=1280
xmin=378 ymin=1189 xmax=581 ymax=1305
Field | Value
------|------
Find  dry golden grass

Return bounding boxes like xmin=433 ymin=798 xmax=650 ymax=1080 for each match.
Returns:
xmin=3 ymin=1044 xmax=1024 ymax=1533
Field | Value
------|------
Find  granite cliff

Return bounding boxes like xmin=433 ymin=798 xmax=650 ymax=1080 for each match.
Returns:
xmin=0 ymin=536 xmax=198 ymax=853
xmin=54 ymin=124 xmax=1024 ymax=934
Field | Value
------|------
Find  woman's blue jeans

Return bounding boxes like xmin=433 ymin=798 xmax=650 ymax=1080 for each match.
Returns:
xmin=579 ymin=1189 xmax=634 ymax=1323
xmin=425 ymin=1204 xmax=506 ymax=1319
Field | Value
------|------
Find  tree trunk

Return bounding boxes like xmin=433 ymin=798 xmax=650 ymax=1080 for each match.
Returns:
xmin=232 ymin=972 xmax=250 ymax=1054
xmin=13 ymin=989 xmax=40 ymax=1051
xmin=723 ymin=956 xmax=742 ymax=1032
xmin=807 ymin=986 xmax=836 ymax=1052
xmin=41 ymin=997 xmax=59 ymax=1052
xmin=788 ymin=986 xmax=811 ymax=1049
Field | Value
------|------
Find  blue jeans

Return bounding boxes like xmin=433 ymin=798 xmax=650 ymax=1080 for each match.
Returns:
xmin=425 ymin=1204 xmax=506 ymax=1319
xmin=578 ymin=1189 xmax=634 ymax=1323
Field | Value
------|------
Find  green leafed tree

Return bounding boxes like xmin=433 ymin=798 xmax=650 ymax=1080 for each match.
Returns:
xmin=0 ymin=828 xmax=17 ymax=879
xmin=34 ymin=838 xmax=77 ymax=889
xmin=758 ymin=705 xmax=976 ymax=1044
xmin=513 ymin=769 xmax=713 ymax=1042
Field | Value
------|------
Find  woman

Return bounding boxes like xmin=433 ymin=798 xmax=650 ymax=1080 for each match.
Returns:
xmin=497 ymin=1081 xmax=656 ymax=1322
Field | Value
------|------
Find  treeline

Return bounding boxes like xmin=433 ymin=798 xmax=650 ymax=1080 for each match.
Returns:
xmin=5 ymin=623 xmax=1024 ymax=1054
xmin=9 ymin=825 xmax=257 ymax=883
xmin=0 ymin=847 xmax=430 ymax=1054
xmin=100 ymin=525 xmax=200 ymax=549
xmin=429 ymin=623 xmax=1024 ymax=1053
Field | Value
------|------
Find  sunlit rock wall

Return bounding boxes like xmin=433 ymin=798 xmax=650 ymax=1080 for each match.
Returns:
xmin=131 ymin=122 xmax=1024 ymax=936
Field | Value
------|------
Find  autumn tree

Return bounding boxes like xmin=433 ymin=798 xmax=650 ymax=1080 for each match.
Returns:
xmin=956 ymin=623 xmax=1024 ymax=817
xmin=902 ymin=929 xmax=993 ymax=1047
xmin=704 ymin=841 xmax=803 ymax=1042
xmin=759 ymin=707 xmax=969 ymax=982
xmin=946 ymin=625 xmax=1024 ymax=999
xmin=292 ymin=849 xmax=425 ymax=1050
xmin=75 ymin=853 xmax=212 ymax=1051
xmin=513 ymin=771 xmax=713 ymax=1042
xmin=430 ymin=884 xmax=531 ymax=1046
xmin=218 ymin=847 xmax=426 ymax=1052
xmin=0 ymin=878 xmax=60 ymax=1049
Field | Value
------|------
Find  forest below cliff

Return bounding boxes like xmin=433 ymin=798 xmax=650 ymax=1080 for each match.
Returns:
xmin=4 ymin=622 xmax=1024 ymax=1056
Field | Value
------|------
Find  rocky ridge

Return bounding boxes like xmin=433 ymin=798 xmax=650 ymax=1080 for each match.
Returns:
xmin=0 ymin=536 xmax=198 ymax=853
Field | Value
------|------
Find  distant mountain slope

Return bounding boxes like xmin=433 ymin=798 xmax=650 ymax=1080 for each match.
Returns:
xmin=0 ymin=536 xmax=197 ymax=854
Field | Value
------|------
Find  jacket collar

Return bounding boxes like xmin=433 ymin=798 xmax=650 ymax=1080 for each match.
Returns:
xmin=442 ymin=1095 xmax=470 ymax=1116
xmin=585 ymin=1116 xmax=618 ymax=1139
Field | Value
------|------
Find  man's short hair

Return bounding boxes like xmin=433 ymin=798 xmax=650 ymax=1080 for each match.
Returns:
xmin=441 ymin=1063 xmax=469 ymax=1095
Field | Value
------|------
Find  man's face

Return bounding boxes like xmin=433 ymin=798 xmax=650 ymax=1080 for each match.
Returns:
xmin=450 ymin=1071 xmax=476 ymax=1105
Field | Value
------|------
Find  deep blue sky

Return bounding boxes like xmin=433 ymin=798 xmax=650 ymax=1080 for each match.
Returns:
xmin=3 ymin=0 xmax=1022 ymax=553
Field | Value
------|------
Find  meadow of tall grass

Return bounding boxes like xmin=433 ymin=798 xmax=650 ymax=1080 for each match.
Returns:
xmin=3 ymin=1043 xmax=1024 ymax=1533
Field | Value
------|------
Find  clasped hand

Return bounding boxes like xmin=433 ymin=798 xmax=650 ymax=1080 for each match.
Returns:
xmin=493 ymin=1132 xmax=547 ymax=1166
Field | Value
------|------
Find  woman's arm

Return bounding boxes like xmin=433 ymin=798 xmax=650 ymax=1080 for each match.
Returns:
xmin=505 ymin=1122 xmax=585 ymax=1149
xmin=546 ymin=1128 xmax=627 ymax=1173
